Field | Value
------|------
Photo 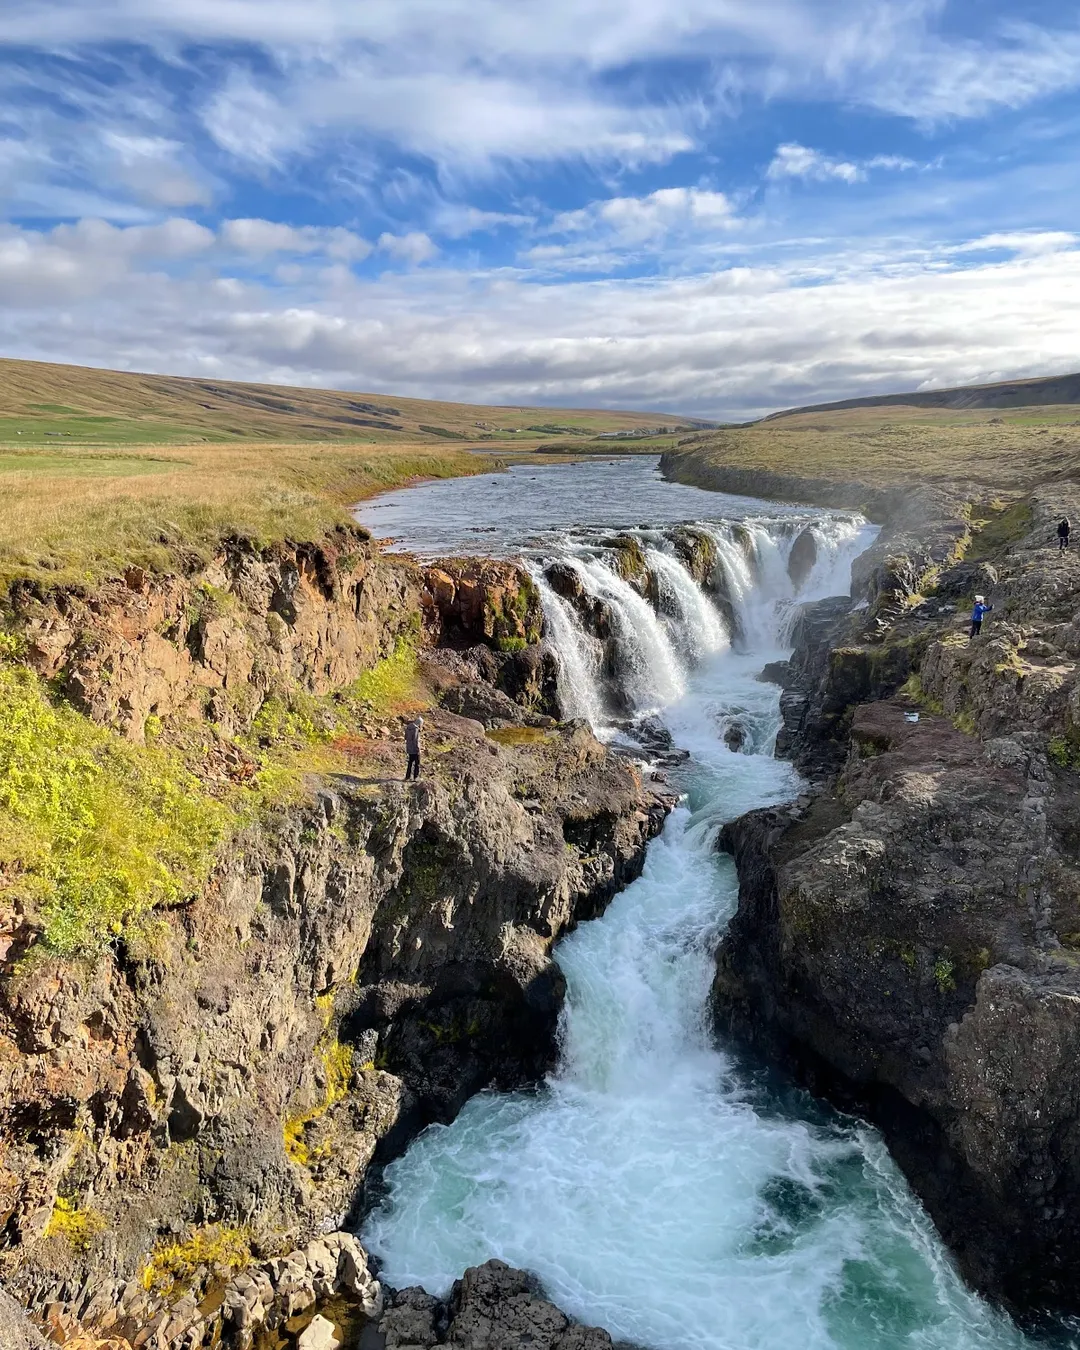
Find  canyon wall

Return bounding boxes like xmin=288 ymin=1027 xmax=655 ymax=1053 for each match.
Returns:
xmin=0 ymin=526 xmax=669 ymax=1348
xmin=681 ymin=460 xmax=1080 ymax=1315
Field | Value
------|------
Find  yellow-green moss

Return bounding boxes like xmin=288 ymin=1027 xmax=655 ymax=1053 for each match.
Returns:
xmin=0 ymin=663 xmax=230 ymax=957
xmin=44 ymin=1197 xmax=106 ymax=1253
xmin=283 ymin=1036 xmax=355 ymax=1167
xmin=141 ymin=1224 xmax=252 ymax=1296
xmin=485 ymin=726 xmax=554 ymax=747
xmin=345 ymin=637 xmax=421 ymax=716
xmin=900 ymin=674 xmax=944 ymax=717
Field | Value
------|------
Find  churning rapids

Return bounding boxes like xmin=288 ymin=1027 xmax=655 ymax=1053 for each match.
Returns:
xmin=355 ymin=460 xmax=1032 ymax=1350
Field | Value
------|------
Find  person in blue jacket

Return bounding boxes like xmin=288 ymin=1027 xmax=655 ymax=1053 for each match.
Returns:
xmin=969 ymin=595 xmax=993 ymax=639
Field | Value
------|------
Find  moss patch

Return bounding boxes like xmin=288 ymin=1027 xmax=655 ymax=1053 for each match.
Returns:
xmin=141 ymin=1225 xmax=253 ymax=1297
xmin=485 ymin=726 xmax=555 ymax=748
xmin=0 ymin=662 xmax=230 ymax=957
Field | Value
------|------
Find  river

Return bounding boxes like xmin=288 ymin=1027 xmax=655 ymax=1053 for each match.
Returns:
xmin=353 ymin=458 xmax=1035 ymax=1350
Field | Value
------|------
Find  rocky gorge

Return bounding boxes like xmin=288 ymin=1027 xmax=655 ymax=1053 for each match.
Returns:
xmin=658 ymin=447 xmax=1080 ymax=1318
xmin=6 ymin=440 xmax=1080 ymax=1350
xmin=0 ymin=526 xmax=671 ymax=1350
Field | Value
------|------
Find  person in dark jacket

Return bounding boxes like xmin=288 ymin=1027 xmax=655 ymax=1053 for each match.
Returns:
xmin=969 ymin=595 xmax=993 ymax=639
xmin=1059 ymin=518 xmax=1071 ymax=553
xmin=404 ymin=716 xmax=423 ymax=780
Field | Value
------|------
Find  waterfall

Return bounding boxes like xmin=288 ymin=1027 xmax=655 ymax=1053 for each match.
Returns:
xmin=530 ymin=570 xmax=608 ymax=727
xmin=531 ymin=515 xmax=870 ymax=732
xmin=645 ymin=548 xmax=728 ymax=665
xmin=364 ymin=475 xmax=1031 ymax=1350
xmin=574 ymin=554 xmax=686 ymax=716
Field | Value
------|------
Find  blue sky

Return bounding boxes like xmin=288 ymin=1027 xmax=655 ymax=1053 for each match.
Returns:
xmin=1 ymin=0 xmax=1079 ymax=417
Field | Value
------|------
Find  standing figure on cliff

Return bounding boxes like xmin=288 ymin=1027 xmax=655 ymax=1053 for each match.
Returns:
xmin=1058 ymin=518 xmax=1071 ymax=553
xmin=969 ymin=595 xmax=993 ymax=639
xmin=404 ymin=716 xmax=423 ymax=781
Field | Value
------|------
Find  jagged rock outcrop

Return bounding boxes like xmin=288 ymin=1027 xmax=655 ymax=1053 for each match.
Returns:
xmin=422 ymin=559 xmax=544 ymax=652
xmin=712 ymin=483 xmax=1080 ymax=1314
xmin=379 ymin=1260 xmax=627 ymax=1350
xmin=1 ymin=703 xmax=667 ymax=1339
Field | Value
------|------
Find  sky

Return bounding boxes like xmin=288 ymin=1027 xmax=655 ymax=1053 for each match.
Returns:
xmin=2 ymin=0 xmax=1080 ymax=418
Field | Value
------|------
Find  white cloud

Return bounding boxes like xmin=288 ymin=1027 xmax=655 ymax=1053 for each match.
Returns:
xmin=546 ymin=187 xmax=739 ymax=260
xmin=432 ymin=204 xmax=535 ymax=238
xmin=3 ymin=212 xmax=1079 ymax=420
xmin=3 ymin=1 xmax=1078 ymax=143
xmin=949 ymin=231 xmax=1079 ymax=257
xmin=221 ymin=218 xmax=372 ymax=260
xmin=768 ymin=144 xmax=865 ymax=184
xmin=100 ymin=132 xmax=213 ymax=208
xmin=377 ymin=231 xmax=439 ymax=264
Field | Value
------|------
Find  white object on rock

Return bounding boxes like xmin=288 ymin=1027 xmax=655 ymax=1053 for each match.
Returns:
xmin=298 ymin=1313 xmax=342 ymax=1350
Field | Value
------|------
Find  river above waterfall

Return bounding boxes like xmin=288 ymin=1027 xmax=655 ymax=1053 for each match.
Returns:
xmin=356 ymin=460 xmax=1041 ymax=1350
xmin=356 ymin=455 xmax=829 ymax=557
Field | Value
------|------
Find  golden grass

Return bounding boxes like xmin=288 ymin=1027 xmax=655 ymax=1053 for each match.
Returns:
xmin=0 ymin=439 xmax=491 ymax=588
xmin=671 ymin=404 xmax=1080 ymax=493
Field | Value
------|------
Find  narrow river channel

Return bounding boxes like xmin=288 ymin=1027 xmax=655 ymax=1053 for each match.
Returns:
xmin=354 ymin=458 xmax=1035 ymax=1350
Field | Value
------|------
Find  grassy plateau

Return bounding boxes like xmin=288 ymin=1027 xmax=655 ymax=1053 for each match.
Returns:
xmin=668 ymin=403 xmax=1080 ymax=494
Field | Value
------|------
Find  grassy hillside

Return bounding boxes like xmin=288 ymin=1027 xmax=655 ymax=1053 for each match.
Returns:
xmin=670 ymin=403 xmax=1080 ymax=494
xmin=0 ymin=357 xmax=694 ymax=448
xmin=0 ymin=356 xmax=708 ymax=589
xmin=769 ymin=370 xmax=1080 ymax=419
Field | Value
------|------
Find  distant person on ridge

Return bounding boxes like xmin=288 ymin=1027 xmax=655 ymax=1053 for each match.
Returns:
xmin=1058 ymin=518 xmax=1071 ymax=553
xmin=404 ymin=715 xmax=423 ymax=781
xmin=969 ymin=595 xmax=993 ymax=640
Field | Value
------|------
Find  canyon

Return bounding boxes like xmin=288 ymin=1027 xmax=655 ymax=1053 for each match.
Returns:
xmin=2 ymin=448 xmax=1078 ymax=1350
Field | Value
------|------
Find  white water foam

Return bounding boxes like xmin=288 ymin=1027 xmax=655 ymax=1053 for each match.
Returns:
xmin=364 ymin=509 xmax=1032 ymax=1350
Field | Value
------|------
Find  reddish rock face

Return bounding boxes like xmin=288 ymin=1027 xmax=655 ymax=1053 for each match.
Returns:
xmin=422 ymin=558 xmax=543 ymax=651
xmin=10 ymin=529 xmax=423 ymax=743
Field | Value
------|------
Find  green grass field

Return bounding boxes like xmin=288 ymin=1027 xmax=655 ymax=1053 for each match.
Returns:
xmin=0 ymin=357 xmax=695 ymax=448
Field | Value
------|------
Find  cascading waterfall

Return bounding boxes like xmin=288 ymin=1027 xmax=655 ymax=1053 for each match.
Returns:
xmin=529 ymin=570 xmax=608 ymax=728
xmin=645 ymin=547 xmax=728 ymax=665
xmin=362 ymin=464 xmax=1032 ymax=1350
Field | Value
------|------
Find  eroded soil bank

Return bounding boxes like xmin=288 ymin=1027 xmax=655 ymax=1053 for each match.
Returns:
xmin=661 ymin=447 xmax=1080 ymax=1317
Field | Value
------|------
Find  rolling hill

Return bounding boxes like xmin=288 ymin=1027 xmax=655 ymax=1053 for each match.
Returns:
xmin=0 ymin=357 xmax=700 ymax=448
xmin=767 ymin=370 xmax=1080 ymax=420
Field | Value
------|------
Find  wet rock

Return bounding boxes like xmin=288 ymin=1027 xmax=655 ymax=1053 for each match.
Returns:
xmin=723 ymin=722 xmax=747 ymax=752
xmin=634 ymin=716 xmax=690 ymax=767
xmin=667 ymin=527 xmax=717 ymax=586
xmin=378 ymin=1261 xmax=618 ymax=1350
xmin=757 ymin=660 xmax=791 ymax=687
xmin=787 ymin=528 xmax=818 ymax=592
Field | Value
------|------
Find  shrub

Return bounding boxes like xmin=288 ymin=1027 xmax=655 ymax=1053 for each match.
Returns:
xmin=142 ymin=1225 xmax=252 ymax=1295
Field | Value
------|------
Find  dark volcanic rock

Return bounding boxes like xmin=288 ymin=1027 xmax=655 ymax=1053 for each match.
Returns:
xmin=381 ymin=1261 xmax=623 ymax=1350
xmin=712 ymin=482 xmax=1080 ymax=1317
xmin=786 ymin=527 xmax=818 ymax=592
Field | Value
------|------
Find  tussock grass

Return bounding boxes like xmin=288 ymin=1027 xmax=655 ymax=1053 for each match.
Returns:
xmin=670 ymin=404 xmax=1080 ymax=493
xmin=0 ymin=441 xmax=488 ymax=589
